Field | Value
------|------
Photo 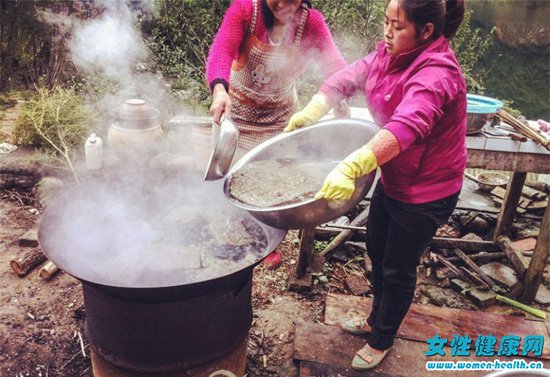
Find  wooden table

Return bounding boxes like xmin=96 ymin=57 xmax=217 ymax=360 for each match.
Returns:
xmin=293 ymin=122 xmax=550 ymax=303
xmin=460 ymin=134 xmax=550 ymax=302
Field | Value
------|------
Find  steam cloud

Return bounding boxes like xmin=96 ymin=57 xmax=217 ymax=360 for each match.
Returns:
xmin=36 ymin=1 xmax=286 ymax=290
xmin=64 ymin=0 xmax=174 ymax=113
xmin=69 ymin=14 xmax=148 ymax=82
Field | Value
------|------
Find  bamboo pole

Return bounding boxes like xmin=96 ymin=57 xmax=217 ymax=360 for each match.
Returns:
xmin=496 ymin=295 xmax=547 ymax=319
xmin=497 ymin=110 xmax=550 ymax=150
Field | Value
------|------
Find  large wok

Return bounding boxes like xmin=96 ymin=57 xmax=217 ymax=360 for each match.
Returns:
xmin=223 ymin=118 xmax=379 ymax=229
xmin=37 ymin=169 xmax=286 ymax=297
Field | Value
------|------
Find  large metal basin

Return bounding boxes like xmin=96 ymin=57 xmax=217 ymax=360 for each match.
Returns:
xmin=223 ymin=118 xmax=379 ymax=229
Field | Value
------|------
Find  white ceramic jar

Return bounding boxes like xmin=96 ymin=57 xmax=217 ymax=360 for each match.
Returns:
xmin=107 ymin=99 xmax=164 ymax=164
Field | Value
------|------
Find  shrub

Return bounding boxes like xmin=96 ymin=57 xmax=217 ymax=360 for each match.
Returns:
xmin=143 ymin=0 xmax=230 ymax=108
xmin=451 ymin=9 xmax=494 ymax=94
xmin=14 ymin=87 xmax=92 ymax=148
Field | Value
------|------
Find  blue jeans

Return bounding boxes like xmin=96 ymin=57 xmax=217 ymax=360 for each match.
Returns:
xmin=366 ymin=181 xmax=459 ymax=350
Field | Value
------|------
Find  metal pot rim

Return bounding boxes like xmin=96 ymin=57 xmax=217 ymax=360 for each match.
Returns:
xmin=222 ymin=118 xmax=379 ymax=229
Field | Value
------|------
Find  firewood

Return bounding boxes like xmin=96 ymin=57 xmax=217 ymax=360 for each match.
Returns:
xmin=435 ymin=254 xmax=475 ymax=285
xmin=490 ymin=187 xmax=532 ymax=208
xmin=10 ymin=247 xmax=47 ymax=277
xmin=18 ymin=229 xmax=38 ymax=247
xmin=320 ymin=206 xmax=369 ymax=258
xmin=453 ymin=248 xmax=506 ymax=294
xmin=521 ymin=185 xmax=547 ymax=200
xmin=424 ymin=251 xmax=505 ymax=267
xmin=39 ymin=261 xmax=59 ymax=280
xmin=496 ymin=235 xmax=527 ymax=278
xmin=526 ymin=199 xmax=549 ymax=211
xmin=459 ymin=266 xmax=491 ymax=290
xmin=525 ymin=181 xmax=550 ymax=194
xmin=429 ymin=237 xmax=500 ymax=252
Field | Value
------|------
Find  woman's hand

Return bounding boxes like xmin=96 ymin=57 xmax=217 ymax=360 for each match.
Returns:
xmin=315 ymin=146 xmax=378 ymax=200
xmin=210 ymin=83 xmax=231 ymax=124
xmin=284 ymin=93 xmax=331 ymax=132
xmin=537 ymin=119 xmax=550 ymax=133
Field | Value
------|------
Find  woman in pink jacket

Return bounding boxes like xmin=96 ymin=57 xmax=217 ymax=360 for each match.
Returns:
xmin=286 ymin=0 xmax=467 ymax=370
xmin=206 ymin=0 xmax=347 ymax=156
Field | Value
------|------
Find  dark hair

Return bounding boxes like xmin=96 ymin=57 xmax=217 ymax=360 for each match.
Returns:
xmin=261 ymin=0 xmax=312 ymax=30
xmin=398 ymin=0 xmax=465 ymax=40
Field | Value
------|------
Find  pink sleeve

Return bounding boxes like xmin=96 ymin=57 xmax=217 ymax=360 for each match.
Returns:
xmin=384 ymin=68 xmax=452 ymax=150
xmin=205 ymin=0 xmax=252 ymax=91
xmin=301 ymin=10 xmax=346 ymax=78
xmin=319 ymin=54 xmax=373 ymax=104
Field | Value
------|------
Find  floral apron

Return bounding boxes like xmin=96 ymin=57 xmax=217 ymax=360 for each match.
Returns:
xmin=214 ymin=0 xmax=308 ymax=160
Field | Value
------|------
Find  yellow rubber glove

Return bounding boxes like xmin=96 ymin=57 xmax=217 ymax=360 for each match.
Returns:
xmin=284 ymin=94 xmax=331 ymax=132
xmin=315 ymin=145 xmax=378 ymax=200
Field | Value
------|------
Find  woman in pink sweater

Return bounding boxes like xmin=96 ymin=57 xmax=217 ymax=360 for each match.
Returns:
xmin=206 ymin=0 xmax=346 ymax=155
xmin=286 ymin=0 xmax=467 ymax=370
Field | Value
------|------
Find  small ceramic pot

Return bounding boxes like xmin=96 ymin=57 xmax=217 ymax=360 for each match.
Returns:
xmin=108 ymin=99 xmax=164 ymax=164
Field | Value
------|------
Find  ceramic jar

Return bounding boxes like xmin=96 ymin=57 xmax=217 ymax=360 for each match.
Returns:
xmin=107 ymin=99 xmax=164 ymax=164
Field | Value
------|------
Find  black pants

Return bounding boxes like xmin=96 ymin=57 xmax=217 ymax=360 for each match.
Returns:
xmin=366 ymin=182 xmax=459 ymax=350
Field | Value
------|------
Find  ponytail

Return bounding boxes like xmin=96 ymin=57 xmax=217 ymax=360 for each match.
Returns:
xmin=399 ymin=0 xmax=465 ymax=41
xmin=443 ymin=0 xmax=465 ymax=39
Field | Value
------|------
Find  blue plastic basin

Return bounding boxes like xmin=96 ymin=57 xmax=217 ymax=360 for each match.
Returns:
xmin=466 ymin=94 xmax=503 ymax=114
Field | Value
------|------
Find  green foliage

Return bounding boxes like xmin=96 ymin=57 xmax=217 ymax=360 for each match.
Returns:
xmin=0 ymin=1 xmax=94 ymax=92
xmin=313 ymin=240 xmax=329 ymax=253
xmin=14 ymin=87 xmax=93 ymax=182
xmin=143 ymin=0 xmax=230 ymax=107
xmin=317 ymin=0 xmax=385 ymax=61
xmin=14 ymin=87 xmax=92 ymax=149
xmin=451 ymin=10 xmax=494 ymax=94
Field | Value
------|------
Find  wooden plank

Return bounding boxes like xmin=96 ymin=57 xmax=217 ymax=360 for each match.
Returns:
xmin=429 ymin=237 xmax=500 ymax=252
xmin=294 ymin=321 xmax=549 ymax=377
xmin=496 ymin=235 xmax=527 ymax=278
xmin=320 ymin=206 xmax=369 ymax=258
xmin=493 ymin=172 xmax=527 ymax=240
xmin=522 ymin=185 xmax=547 ymax=200
xmin=299 ymin=360 xmax=398 ymax=377
xmin=324 ymin=293 xmax=550 ymax=359
xmin=521 ymin=201 xmax=550 ymax=303
xmin=296 ymin=227 xmax=316 ymax=278
xmin=493 ymin=197 xmax=527 ymax=214
xmin=467 ymin=149 xmax=550 ymax=174
xmin=453 ymin=248 xmax=502 ymax=292
xmin=425 ymin=252 xmax=505 ymax=267
xmin=528 ymin=199 xmax=550 ymax=210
